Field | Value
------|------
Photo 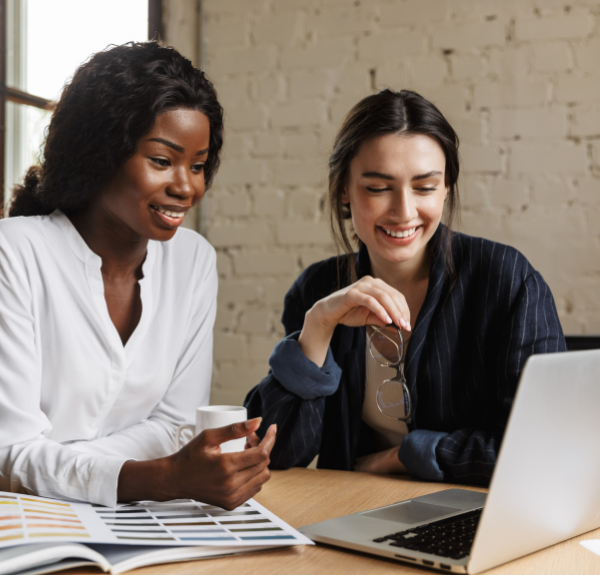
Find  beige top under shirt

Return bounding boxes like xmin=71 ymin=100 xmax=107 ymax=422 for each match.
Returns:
xmin=362 ymin=342 xmax=409 ymax=449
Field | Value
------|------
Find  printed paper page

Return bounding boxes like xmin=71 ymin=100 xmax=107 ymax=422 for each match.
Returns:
xmin=0 ymin=491 xmax=313 ymax=548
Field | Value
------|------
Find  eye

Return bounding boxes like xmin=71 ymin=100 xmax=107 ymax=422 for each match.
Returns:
xmin=366 ymin=187 xmax=390 ymax=193
xmin=415 ymin=187 xmax=437 ymax=193
xmin=192 ymin=163 xmax=205 ymax=173
xmin=151 ymin=157 xmax=170 ymax=167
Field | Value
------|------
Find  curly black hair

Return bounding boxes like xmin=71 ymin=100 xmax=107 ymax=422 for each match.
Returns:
xmin=8 ymin=41 xmax=224 ymax=217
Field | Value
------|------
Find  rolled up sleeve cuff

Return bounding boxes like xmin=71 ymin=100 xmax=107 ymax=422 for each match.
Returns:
xmin=268 ymin=331 xmax=342 ymax=400
xmin=88 ymin=456 xmax=131 ymax=507
xmin=399 ymin=430 xmax=448 ymax=482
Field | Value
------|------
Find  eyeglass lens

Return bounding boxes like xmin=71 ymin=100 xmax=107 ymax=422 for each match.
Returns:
xmin=376 ymin=380 xmax=410 ymax=420
xmin=368 ymin=325 xmax=404 ymax=366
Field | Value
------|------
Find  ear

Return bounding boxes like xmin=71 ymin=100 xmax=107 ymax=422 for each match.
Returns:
xmin=341 ymin=187 xmax=350 ymax=204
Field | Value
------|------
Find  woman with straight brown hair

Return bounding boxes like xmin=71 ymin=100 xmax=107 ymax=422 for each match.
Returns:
xmin=244 ymin=89 xmax=565 ymax=485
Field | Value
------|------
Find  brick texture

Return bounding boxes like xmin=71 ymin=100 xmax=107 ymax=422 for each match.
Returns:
xmin=191 ymin=0 xmax=600 ymax=405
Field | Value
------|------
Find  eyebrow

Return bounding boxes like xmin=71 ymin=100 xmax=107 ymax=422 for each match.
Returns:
xmin=361 ymin=171 xmax=394 ymax=180
xmin=147 ymin=138 xmax=209 ymax=156
xmin=411 ymin=170 xmax=443 ymax=181
xmin=361 ymin=170 xmax=443 ymax=181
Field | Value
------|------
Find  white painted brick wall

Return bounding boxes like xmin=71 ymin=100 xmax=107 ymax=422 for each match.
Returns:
xmin=194 ymin=0 xmax=600 ymax=406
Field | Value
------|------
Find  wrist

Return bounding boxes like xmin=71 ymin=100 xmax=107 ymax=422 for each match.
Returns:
xmin=393 ymin=446 xmax=407 ymax=474
xmin=303 ymin=305 xmax=336 ymax=342
xmin=118 ymin=456 xmax=175 ymax=502
xmin=298 ymin=307 xmax=336 ymax=367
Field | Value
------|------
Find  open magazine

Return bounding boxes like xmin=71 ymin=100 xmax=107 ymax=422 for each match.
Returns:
xmin=0 ymin=491 xmax=313 ymax=574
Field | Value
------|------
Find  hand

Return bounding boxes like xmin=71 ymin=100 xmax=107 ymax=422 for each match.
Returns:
xmin=299 ymin=276 xmax=411 ymax=366
xmin=354 ymin=446 xmax=407 ymax=474
xmin=313 ymin=275 xmax=411 ymax=331
xmin=168 ymin=418 xmax=276 ymax=510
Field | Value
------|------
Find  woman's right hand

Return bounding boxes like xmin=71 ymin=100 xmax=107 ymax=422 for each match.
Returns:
xmin=298 ymin=275 xmax=410 ymax=367
xmin=168 ymin=418 xmax=276 ymax=510
xmin=118 ymin=418 xmax=275 ymax=509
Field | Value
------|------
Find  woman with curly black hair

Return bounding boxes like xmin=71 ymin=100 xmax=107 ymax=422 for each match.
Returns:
xmin=0 ymin=42 xmax=275 ymax=508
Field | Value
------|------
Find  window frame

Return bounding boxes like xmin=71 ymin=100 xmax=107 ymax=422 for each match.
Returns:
xmin=0 ymin=0 xmax=162 ymax=215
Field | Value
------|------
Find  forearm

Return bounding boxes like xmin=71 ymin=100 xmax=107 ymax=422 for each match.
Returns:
xmin=354 ymin=446 xmax=407 ymax=474
xmin=67 ymin=417 xmax=178 ymax=459
xmin=435 ymin=429 xmax=500 ymax=484
xmin=1 ymin=439 xmax=126 ymax=506
xmin=246 ymin=373 xmax=326 ymax=469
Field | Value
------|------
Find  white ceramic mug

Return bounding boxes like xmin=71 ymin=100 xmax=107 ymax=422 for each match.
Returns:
xmin=175 ymin=405 xmax=248 ymax=453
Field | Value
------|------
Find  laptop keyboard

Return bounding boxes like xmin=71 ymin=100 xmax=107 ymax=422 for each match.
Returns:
xmin=373 ymin=508 xmax=482 ymax=560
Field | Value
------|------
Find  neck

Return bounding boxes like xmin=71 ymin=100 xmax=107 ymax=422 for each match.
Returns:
xmin=68 ymin=206 xmax=148 ymax=280
xmin=368 ymin=245 xmax=431 ymax=294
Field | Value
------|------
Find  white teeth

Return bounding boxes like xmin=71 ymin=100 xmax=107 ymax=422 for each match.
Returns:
xmin=155 ymin=206 xmax=185 ymax=219
xmin=383 ymin=227 xmax=416 ymax=238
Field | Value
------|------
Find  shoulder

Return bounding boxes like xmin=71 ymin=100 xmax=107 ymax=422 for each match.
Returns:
xmin=287 ymin=253 xmax=350 ymax=307
xmin=0 ymin=214 xmax=60 ymax=265
xmin=0 ymin=214 xmax=50 ymax=244
xmin=152 ymin=227 xmax=216 ymax=276
xmin=450 ymin=231 xmax=534 ymax=284
xmin=448 ymin=231 xmax=553 ymax=308
xmin=279 ymin=253 xmax=346 ymax=333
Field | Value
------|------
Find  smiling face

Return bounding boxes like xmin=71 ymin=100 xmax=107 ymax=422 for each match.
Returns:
xmin=95 ymin=108 xmax=210 ymax=242
xmin=342 ymin=133 xmax=448 ymax=275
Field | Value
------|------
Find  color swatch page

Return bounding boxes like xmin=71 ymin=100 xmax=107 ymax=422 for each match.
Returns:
xmin=0 ymin=492 xmax=312 ymax=548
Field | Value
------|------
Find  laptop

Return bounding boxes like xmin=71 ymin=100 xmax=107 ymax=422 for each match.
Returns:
xmin=299 ymin=349 xmax=600 ymax=574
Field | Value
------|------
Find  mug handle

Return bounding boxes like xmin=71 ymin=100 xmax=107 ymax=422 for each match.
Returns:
xmin=175 ymin=423 xmax=196 ymax=451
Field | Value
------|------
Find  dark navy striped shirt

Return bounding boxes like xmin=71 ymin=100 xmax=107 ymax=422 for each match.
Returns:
xmin=245 ymin=225 xmax=566 ymax=485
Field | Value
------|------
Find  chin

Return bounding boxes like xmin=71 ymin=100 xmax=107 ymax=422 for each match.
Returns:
xmin=152 ymin=228 xmax=179 ymax=242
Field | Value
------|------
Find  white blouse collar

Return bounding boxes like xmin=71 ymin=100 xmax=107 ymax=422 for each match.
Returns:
xmin=50 ymin=209 xmax=156 ymax=276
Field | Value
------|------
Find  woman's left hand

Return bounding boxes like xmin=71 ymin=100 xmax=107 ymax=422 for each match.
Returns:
xmin=354 ymin=447 xmax=407 ymax=474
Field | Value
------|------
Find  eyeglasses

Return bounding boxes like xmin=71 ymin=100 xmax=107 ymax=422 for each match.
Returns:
xmin=368 ymin=324 xmax=412 ymax=424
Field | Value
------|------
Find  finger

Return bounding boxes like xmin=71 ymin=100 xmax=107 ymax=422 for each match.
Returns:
xmin=258 ymin=424 xmax=277 ymax=453
xmin=222 ymin=431 xmax=274 ymax=472
xmin=245 ymin=432 xmax=260 ymax=450
xmin=230 ymin=454 xmax=271 ymax=489
xmin=368 ymin=286 xmax=406 ymax=328
xmin=227 ymin=467 xmax=271 ymax=508
xmin=214 ymin=456 xmax=271 ymax=505
xmin=201 ymin=417 xmax=261 ymax=447
xmin=230 ymin=424 xmax=276 ymax=473
xmin=385 ymin=289 xmax=412 ymax=331
xmin=227 ymin=482 xmax=265 ymax=511
xmin=364 ymin=283 xmax=411 ymax=331
xmin=362 ymin=278 xmax=411 ymax=330
xmin=345 ymin=289 xmax=394 ymax=326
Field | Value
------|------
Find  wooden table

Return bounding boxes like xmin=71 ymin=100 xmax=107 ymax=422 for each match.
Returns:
xmin=67 ymin=468 xmax=600 ymax=574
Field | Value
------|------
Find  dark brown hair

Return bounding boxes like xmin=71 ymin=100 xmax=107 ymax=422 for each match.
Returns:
xmin=328 ymin=89 xmax=460 ymax=284
xmin=9 ymin=41 xmax=223 ymax=218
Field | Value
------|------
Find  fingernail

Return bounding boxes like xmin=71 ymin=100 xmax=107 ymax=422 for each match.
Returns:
xmin=245 ymin=417 xmax=261 ymax=429
xmin=385 ymin=314 xmax=393 ymax=324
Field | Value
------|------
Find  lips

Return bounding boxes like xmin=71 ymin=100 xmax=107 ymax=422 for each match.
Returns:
xmin=382 ymin=226 xmax=416 ymax=238
xmin=377 ymin=225 xmax=421 ymax=244
xmin=150 ymin=204 xmax=187 ymax=228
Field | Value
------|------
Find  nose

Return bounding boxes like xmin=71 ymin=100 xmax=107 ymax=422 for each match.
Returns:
xmin=392 ymin=187 xmax=417 ymax=222
xmin=167 ymin=166 xmax=197 ymax=200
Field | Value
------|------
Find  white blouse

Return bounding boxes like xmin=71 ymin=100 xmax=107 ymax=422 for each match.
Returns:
xmin=0 ymin=211 xmax=217 ymax=507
